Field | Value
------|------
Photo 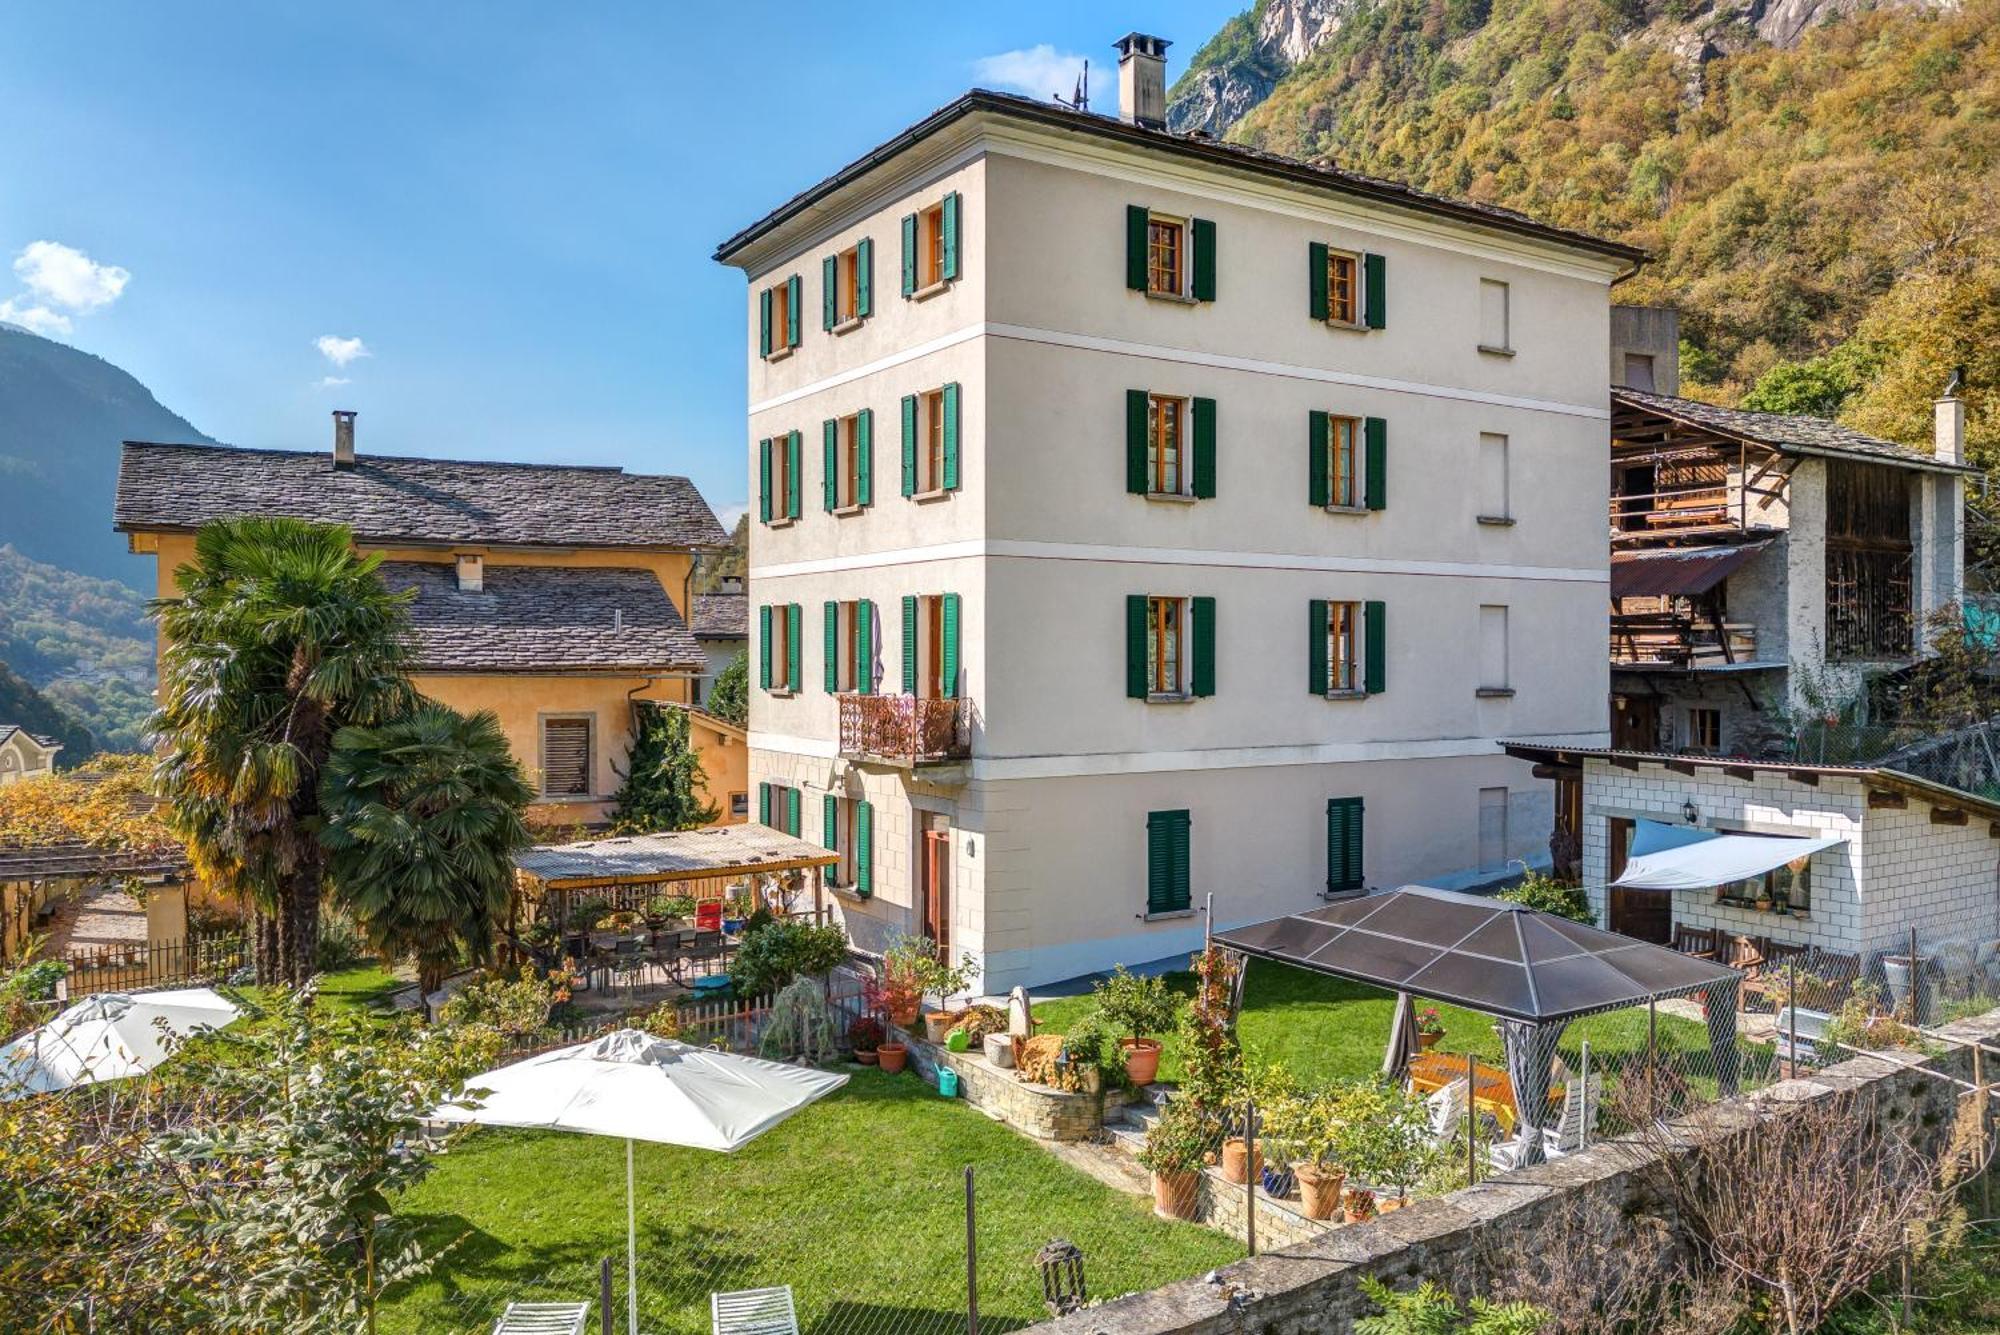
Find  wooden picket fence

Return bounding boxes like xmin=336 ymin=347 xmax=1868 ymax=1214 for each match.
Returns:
xmin=494 ymin=965 xmax=872 ymax=1062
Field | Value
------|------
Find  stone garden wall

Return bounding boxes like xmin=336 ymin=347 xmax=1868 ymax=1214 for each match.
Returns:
xmin=898 ymin=1026 xmax=1126 ymax=1141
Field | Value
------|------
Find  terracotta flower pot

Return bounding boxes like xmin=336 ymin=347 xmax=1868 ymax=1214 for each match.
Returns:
xmin=1221 ymin=1136 xmax=1262 ymax=1186
xmin=855 ymin=1049 xmax=880 ymax=1066
xmin=890 ymin=1000 xmax=921 ymax=1028
xmin=923 ymin=1012 xmax=953 ymax=1044
xmin=1295 ymin=1164 xmax=1344 ymax=1220
xmin=1378 ymin=1195 xmax=1407 ymax=1214
xmin=878 ymin=1042 xmax=908 ymax=1074
xmin=1152 ymin=1169 xmax=1202 ymax=1221
xmin=1416 ymin=1031 xmax=1441 ymax=1051
xmin=1120 ymin=1036 xmax=1163 ymax=1086
xmin=1342 ymin=1188 xmax=1377 ymax=1224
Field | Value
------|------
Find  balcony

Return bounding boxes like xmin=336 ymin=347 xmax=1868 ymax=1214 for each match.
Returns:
xmin=837 ymin=693 xmax=969 ymax=767
xmin=1611 ymin=612 xmax=1758 ymax=669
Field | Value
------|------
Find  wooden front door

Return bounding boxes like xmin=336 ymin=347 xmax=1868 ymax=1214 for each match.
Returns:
xmin=1612 ymin=696 xmax=1660 ymax=751
xmin=1605 ymin=815 xmax=1672 ymax=944
xmin=921 ymin=822 xmax=951 ymax=954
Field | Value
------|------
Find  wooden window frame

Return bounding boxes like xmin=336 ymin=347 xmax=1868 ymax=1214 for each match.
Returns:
xmin=1325 ymin=249 xmax=1361 ymax=327
xmin=1717 ymin=858 xmax=1812 ymax=915
xmin=765 ymin=280 xmax=793 ymax=359
xmin=836 ymin=413 xmax=863 ymax=510
xmin=1148 ymin=595 xmax=1187 ymax=698
xmin=1148 ymin=393 xmax=1188 ymax=496
xmin=768 ymin=433 xmax=794 ymax=527
xmin=768 ymin=606 xmax=794 ymax=694
xmin=537 ymin=713 xmax=595 ymax=800
xmin=1146 ymin=214 xmax=1187 ymax=298
xmin=833 ymin=600 xmax=869 ymax=694
xmin=1687 ymin=707 xmax=1722 ymax=755
xmin=920 ymin=388 xmax=947 ymax=495
xmin=919 ymin=202 xmax=947 ymax=289
xmin=1326 ymin=414 xmax=1361 ymax=509
xmin=1326 ymin=600 xmax=1362 ymax=694
xmin=836 ymin=246 xmax=862 ymax=325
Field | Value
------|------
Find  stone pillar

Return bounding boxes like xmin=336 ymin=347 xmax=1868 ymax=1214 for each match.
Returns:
xmin=1784 ymin=458 xmax=1828 ymax=712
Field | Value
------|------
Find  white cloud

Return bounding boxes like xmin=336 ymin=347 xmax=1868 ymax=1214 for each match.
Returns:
xmin=0 ymin=299 xmax=72 ymax=337
xmin=316 ymin=376 xmax=352 ymax=389
xmin=12 ymin=240 xmax=129 ymax=313
xmin=972 ymin=45 xmax=1102 ymax=108
xmin=315 ymin=334 xmax=371 ymax=366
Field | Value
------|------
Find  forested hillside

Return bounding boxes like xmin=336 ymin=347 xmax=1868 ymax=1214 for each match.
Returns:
xmin=1173 ymin=0 xmax=1997 ymax=467
xmin=0 ymin=546 xmax=154 ymax=753
xmin=0 ymin=660 xmax=99 ymax=765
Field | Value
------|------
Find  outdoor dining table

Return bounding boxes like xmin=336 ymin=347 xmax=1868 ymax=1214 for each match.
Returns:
xmin=1407 ymin=1050 xmax=1565 ymax=1134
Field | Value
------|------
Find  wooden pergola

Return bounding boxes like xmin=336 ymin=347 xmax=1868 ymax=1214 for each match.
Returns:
xmin=513 ymin=824 xmax=840 ymax=931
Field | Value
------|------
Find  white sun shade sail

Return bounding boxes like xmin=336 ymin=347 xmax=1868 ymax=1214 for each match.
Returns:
xmin=0 ymin=987 xmax=242 ymax=1100
xmin=1611 ymin=818 xmax=1844 ymax=891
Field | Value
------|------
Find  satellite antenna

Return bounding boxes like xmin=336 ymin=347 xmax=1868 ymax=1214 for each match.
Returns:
xmin=1055 ymin=60 xmax=1089 ymax=113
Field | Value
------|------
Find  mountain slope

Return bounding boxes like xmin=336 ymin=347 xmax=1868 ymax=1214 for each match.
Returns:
xmin=0 ymin=323 xmax=211 ymax=589
xmin=0 ymin=658 xmax=99 ymax=765
xmin=0 ymin=545 xmax=154 ymax=752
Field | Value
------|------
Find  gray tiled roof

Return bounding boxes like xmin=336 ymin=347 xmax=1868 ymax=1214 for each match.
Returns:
xmin=517 ymin=823 xmax=837 ymax=886
xmin=1612 ymin=388 xmax=1976 ymax=474
xmin=0 ymin=726 xmax=61 ymax=751
xmin=690 ymin=592 xmax=748 ymax=640
xmin=115 ymin=442 xmax=729 ymax=550
xmin=381 ymin=562 xmax=704 ymax=673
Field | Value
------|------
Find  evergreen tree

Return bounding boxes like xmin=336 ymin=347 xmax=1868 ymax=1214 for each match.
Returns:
xmin=609 ymin=703 xmax=718 ymax=833
xmin=707 ymin=651 xmax=748 ymax=728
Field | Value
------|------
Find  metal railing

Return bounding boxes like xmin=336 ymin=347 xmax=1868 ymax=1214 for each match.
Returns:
xmin=57 ymin=932 xmax=246 ymax=996
xmin=837 ymin=693 xmax=968 ymax=764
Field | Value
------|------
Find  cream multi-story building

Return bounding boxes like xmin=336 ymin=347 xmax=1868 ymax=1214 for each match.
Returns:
xmin=714 ymin=34 xmax=1644 ymax=990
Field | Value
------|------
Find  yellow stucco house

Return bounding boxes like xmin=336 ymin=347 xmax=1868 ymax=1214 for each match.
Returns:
xmin=0 ymin=726 xmax=61 ymax=785
xmin=115 ymin=413 xmax=735 ymax=828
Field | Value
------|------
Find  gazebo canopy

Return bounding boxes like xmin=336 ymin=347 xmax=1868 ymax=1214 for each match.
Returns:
xmin=515 ymin=824 xmax=837 ymax=893
xmin=1214 ymin=885 xmax=1741 ymax=1024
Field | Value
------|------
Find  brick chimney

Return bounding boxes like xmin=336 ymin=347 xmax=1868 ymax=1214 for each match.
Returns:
xmin=1935 ymin=366 xmax=1966 ymax=467
xmin=455 ymin=553 xmax=484 ymax=592
xmin=332 ymin=410 xmax=357 ymax=468
xmin=1114 ymin=33 xmax=1170 ymax=131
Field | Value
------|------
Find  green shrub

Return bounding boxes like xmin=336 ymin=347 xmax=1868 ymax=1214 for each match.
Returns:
xmin=436 ymin=967 xmax=557 ymax=1037
xmin=1355 ymin=1278 xmax=1548 ymax=1334
xmin=1136 ymin=1095 xmax=1213 ymax=1176
xmin=1496 ymin=871 xmax=1593 ymax=924
xmin=728 ymin=919 xmax=849 ymax=998
xmin=1095 ymin=965 xmax=1182 ymax=1040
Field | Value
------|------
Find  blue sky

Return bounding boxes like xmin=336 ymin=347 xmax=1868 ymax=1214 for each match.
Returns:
xmin=2 ymin=3 xmax=1236 ymax=527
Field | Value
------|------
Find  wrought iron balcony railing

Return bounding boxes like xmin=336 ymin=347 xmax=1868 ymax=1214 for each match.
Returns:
xmin=837 ymin=693 xmax=969 ymax=765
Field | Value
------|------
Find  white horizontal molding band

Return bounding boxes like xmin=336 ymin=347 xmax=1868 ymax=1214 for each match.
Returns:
xmin=748 ymin=322 xmax=1611 ymax=422
xmin=747 ymin=728 xmax=1612 ymax=781
xmin=750 ymin=537 xmax=1608 ymax=584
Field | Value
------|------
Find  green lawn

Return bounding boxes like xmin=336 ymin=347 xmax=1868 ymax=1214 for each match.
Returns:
xmin=382 ymin=1068 xmax=1240 ymax=1335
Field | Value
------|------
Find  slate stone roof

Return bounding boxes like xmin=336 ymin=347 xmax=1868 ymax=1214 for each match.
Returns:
xmin=380 ymin=562 xmax=704 ymax=674
xmin=691 ymin=592 xmax=748 ymax=640
xmin=115 ymin=442 xmax=729 ymax=550
xmin=1612 ymin=388 xmax=1977 ymax=474
xmin=716 ymin=89 xmax=1645 ymax=266
xmin=0 ymin=726 xmax=61 ymax=751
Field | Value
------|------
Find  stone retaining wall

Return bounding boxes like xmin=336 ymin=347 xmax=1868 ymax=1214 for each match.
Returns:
xmin=898 ymin=1027 xmax=1126 ymax=1140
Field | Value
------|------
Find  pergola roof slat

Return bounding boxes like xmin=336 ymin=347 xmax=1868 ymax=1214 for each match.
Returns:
xmin=515 ymin=823 xmax=838 ymax=891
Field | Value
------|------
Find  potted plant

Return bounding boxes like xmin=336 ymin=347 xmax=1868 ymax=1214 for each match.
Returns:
xmin=1095 ymin=965 xmax=1182 ymax=1086
xmin=1342 ymin=1185 xmax=1378 ymax=1224
xmin=1334 ymin=1080 xmax=1439 ymax=1211
xmin=1058 ymin=1014 xmax=1123 ymax=1096
xmin=1137 ymin=1097 xmax=1209 ymax=1221
xmin=917 ymin=949 xmax=979 ymax=1044
xmin=877 ymin=1036 xmax=909 ymax=1074
xmin=881 ymin=935 xmax=937 ymax=1029
xmin=1414 ymin=1007 xmax=1445 ymax=1051
xmin=1270 ymin=1085 xmax=1347 ymax=1220
xmin=848 ymin=1014 xmax=885 ymax=1066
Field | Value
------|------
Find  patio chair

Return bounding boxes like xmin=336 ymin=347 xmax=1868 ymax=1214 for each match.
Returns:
xmin=695 ymin=900 xmax=724 ymax=933
xmin=1488 ymin=1074 xmax=1601 ymax=1169
xmin=712 ymin=1285 xmax=799 ymax=1335
xmin=1425 ymin=1077 xmax=1470 ymax=1143
xmin=1671 ymin=925 xmax=1719 ymax=960
xmin=491 ymin=1300 xmax=590 ymax=1335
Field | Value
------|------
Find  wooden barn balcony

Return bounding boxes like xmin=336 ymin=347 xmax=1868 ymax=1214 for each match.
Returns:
xmin=1611 ymin=612 xmax=1758 ymax=669
xmin=837 ymin=694 xmax=969 ymax=767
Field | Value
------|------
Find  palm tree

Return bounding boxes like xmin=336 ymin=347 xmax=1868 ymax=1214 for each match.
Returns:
xmin=319 ymin=704 xmax=534 ymax=997
xmin=152 ymin=518 xmax=417 ymax=985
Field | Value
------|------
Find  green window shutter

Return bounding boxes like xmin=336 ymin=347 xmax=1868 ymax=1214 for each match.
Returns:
xmin=1147 ymin=809 xmax=1192 ymax=914
xmin=1125 ymin=205 xmax=1149 ymax=291
xmin=1126 ymin=389 xmax=1150 ymax=495
xmin=1363 ymin=252 xmax=1387 ymax=330
xmin=940 ymin=592 xmax=961 ymax=699
xmin=1364 ymin=417 xmax=1387 ymax=511
xmin=785 ymin=274 xmax=802 ymax=347
xmin=1308 ymin=599 xmax=1329 ymax=695
xmin=1191 ymin=218 xmax=1216 ymax=302
xmin=856 ymin=237 xmax=873 ymax=317
xmin=900 ymin=213 xmax=918 ymax=296
xmin=901 ymin=595 xmax=918 ymax=694
xmin=941 ymin=383 xmax=961 ymax=490
xmin=759 ymin=287 xmax=773 ymax=357
xmin=823 ymin=420 xmax=838 ymax=512
xmin=786 ymin=431 xmax=803 ymax=519
xmin=823 ymin=601 xmax=839 ymax=693
xmin=758 ymin=437 xmax=773 ymax=522
xmin=823 ymin=793 xmax=839 ymax=853
xmin=1192 ymin=397 xmax=1216 ymax=499
xmin=759 ymin=782 xmax=772 ymax=826
xmin=856 ymin=800 xmax=874 ymax=895
xmin=759 ymin=604 xmax=773 ymax=689
xmin=1308 ymin=242 xmax=1329 ymax=322
xmin=1327 ymin=797 xmax=1365 ymax=893
xmin=855 ymin=600 xmax=874 ymax=695
xmin=856 ymin=409 xmax=873 ymax=507
xmin=900 ymin=394 xmax=918 ymax=497
xmin=1126 ymin=595 xmax=1149 ymax=699
xmin=822 ymin=255 xmax=837 ymax=331
xmin=1364 ymin=601 xmax=1386 ymax=695
xmin=941 ymin=191 xmax=961 ymax=281
xmin=785 ymin=786 xmax=801 ymax=836
xmin=1308 ymin=412 xmax=1330 ymax=508
xmin=786 ymin=603 xmax=802 ymax=691
xmin=1191 ymin=596 xmax=1215 ymax=698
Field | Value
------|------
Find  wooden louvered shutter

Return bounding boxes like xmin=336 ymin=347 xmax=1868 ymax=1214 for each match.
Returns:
xmin=856 ymin=408 xmax=874 ymax=506
xmin=1191 ymin=596 xmax=1215 ymax=698
xmin=823 ymin=793 xmax=839 ymax=853
xmin=785 ymin=274 xmax=802 ymax=347
xmin=940 ymin=592 xmax=961 ymax=699
xmin=758 ymin=437 xmax=773 ymax=522
xmin=540 ymin=717 xmax=591 ymax=797
xmin=900 ymin=213 xmax=918 ymax=296
xmin=1192 ymin=397 xmax=1216 ymax=499
xmin=941 ymin=191 xmax=961 ymax=281
xmin=855 ymin=600 xmax=874 ymax=695
xmin=785 ymin=603 xmax=802 ymax=691
xmin=1126 ymin=390 xmax=1150 ymax=495
xmin=1363 ymin=252 xmax=1387 ymax=330
xmin=901 ymin=395 xmax=918 ymax=497
xmin=1147 ymin=809 xmax=1191 ymax=915
xmin=1308 ymin=242 xmax=1329 ymax=322
xmin=941 ymin=383 xmax=961 ymax=490
xmin=855 ymin=800 xmax=874 ymax=895
xmin=822 ymin=255 xmax=837 ymax=331
xmin=759 ymin=783 xmax=772 ymax=826
xmin=1126 ymin=595 xmax=1149 ymax=699
xmin=1191 ymin=218 xmax=1216 ymax=302
xmin=1364 ymin=600 xmax=1386 ymax=695
xmin=1125 ymin=205 xmax=1149 ymax=291
xmin=1308 ymin=599 xmax=1329 ymax=695
xmin=1327 ymin=797 xmax=1365 ymax=893
xmin=759 ymin=604 xmax=773 ymax=689
xmin=901 ymin=595 xmax=918 ymax=694
xmin=1308 ymin=412 xmax=1330 ymax=508
xmin=785 ymin=786 xmax=801 ymax=836
xmin=822 ymin=420 xmax=838 ymax=512
xmin=1364 ymin=417 xmax=1387 ymax=511
xmin=786 ymin=431 xmax=803 ymax=520
xmin=823 ymin=601 xmax=840 ymax=692
xmin=856 ymin=237 xmax=873 ymax=317
xmin=759 ymin=286 xmax=774 ymax=357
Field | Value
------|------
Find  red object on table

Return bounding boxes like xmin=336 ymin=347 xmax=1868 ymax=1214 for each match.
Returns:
xmin=694 ymin=900 xmax=723 ymax=932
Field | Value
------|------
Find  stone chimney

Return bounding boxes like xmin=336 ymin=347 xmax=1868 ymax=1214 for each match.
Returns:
xmin=1935 ymin=366 xmax=1966 ymax=467
xmin=455 ymin=553 xmax=484 ymax=593
xmin=1114 ymin=33 xmax=1170 ymax=131
xmin=332 ymin=410 xmax=357 ymax=468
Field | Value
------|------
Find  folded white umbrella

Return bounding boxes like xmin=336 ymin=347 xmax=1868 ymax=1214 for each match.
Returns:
xmin=0 ymin=986 xmax=242 ymax=1100
xmin=434 ymin=1028 xmax=847 ymax=1335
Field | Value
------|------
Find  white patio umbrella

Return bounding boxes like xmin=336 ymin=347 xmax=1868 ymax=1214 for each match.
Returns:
xmin=433 ymin=1028 xmax=848 ymax=1335
xmin=0 ymin=986 xmax=242 ymax=1101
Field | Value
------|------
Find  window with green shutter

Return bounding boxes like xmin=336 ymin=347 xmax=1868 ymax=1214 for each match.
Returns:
xmin=825 ymin=412 xmax=872 ymax=512
xmin=823 ymin=601 xmax=840 ymax=693
xmin=1307 ymin=599 xmax=1328 ymax=695
xmin=758 ymin=436 xmax=773 ymax=522
xmin=856 ymin=409 xmax=873 ymax=505
xmin=1309 ymin=412 xmax=1366 ymax=511
xmin=822 ymin=255 xmax=837 ymax=332
xmin=905 ymin=196 xmax=960 ymax=292
xmin=823 ymin=793 xmax=839 ymax=853
xmin=1363 ymin=252 xmax=1387 ymax=329
xmin=759 ymin=604 xmax=774 ymax=690
xmin=1326 ymin=797 xmax=1365 ymax=894
xmin=1364 ymin=600 xmax=1386 ymax=695
xmin=941 ymin=383 xmax=961 ymax=491
xmin=1146 ymin=809 xmax=1192 ymax=915
xmin=940 ymin=592 xmax=961 ymax=699
xmin=758 ymin=277 xmax=796 ymax=359
xmin=785 ymin=431 xmax=802 ymax=520
xmin=1191 ymin=218 xmax=1216 ymax=302
xmin=822 ymin=420 xmax=838 ymax=513
xmin=1310 ymin=245 xmax=1384 ymax=330
xmin=759 ymin=782 xmax=772 ymax=826
xmin=759 ymin=287 xmax=774 ymax=357
xmin=902 ymin=594 xmax=918 ymax=694
xmin=1191 ymin=397 xmax=1216 ymax=498
xmin=856 ymin=238 xmax=873 ymax=317
xmin=900 ymin=212 xmax=918 ymax=296
xmin=784 ymin=274 xmax=802 ymax=349
xmin=1364 ymin=417 xmax=1387 ymax=511
xmin=785 ymin=785 xmax=801 ymax=837
xmin=941 ymin=192 xmax=961 ymax=281
xmin=903 ymin=387 xmax=955 ymax=497
xmin=825 ymin=242 xmax=872 ymax=328
xmin=1125 ymin=205 xmax=1150 ymax=292
xmin=1128 ymin=207 xmax=1214 ymax=302
xmin=854 ymin=600 xmax=875 ymax=695
xmin=855 ymin=800 xmax=875 ymax=895
xmin=1125 ymin=390 xmax=1150 ymax=495
xmin=1126 ymin=595 xmax=1150 ymax=699
xmin=1190 ymin=596 xmax=1215 ymax=698
xmin=900 ymin=395 xmax=918 ymax=497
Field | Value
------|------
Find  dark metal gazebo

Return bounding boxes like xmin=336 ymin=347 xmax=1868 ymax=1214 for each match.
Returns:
xmin=1214 ymin=886 xmax=1745 ymax=1165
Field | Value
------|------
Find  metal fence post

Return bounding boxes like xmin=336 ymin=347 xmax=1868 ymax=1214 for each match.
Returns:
xmin=1465 ymin=1050 xmax=1478 ymax=1185
xmin=1910 ymin=924 xmax=1922 ymax=1023
xmin=1788 ymin=959 xmax=1800 ymax=1077
xmin=1647 ymin=998 xmax=1659 ymax=1120
xmin=1244 ymin=1098 xmax=1257 ymax=1257
xmin=1579 ymin=1040 xmax=1591 ymax=1151
xmin=964 ymin=1166 xmax=979 ymax=1335
xmin=1976 ymin=1041 xmax=1992 ymax=1224
xmin=599 ymin=1256 xmax=613 ymax=1335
